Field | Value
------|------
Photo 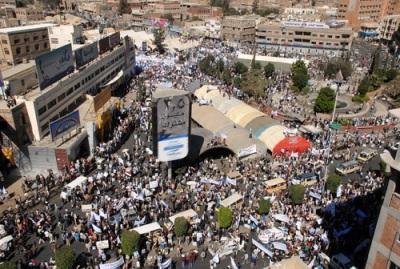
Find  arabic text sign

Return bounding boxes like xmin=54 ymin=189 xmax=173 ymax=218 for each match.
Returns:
xmin=35 ymin=44 xmax=74 ymax=90
xmin=49 ymin=111 xmax=80 ymax=141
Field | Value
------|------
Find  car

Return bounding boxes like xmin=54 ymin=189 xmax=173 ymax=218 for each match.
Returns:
xmin=357 ymin=149 xmax=377 ymax=162
xmin=330 ymin=253 xmax=357 ymax=269
xmin=292 ymin=173 xmax=319 ymax=186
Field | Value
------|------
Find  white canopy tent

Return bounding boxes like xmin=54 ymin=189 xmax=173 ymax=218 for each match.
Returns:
xmin=220 ymin=193 xmax=243 ymax=208
xmin=133 ymin=222 xmax=162 ymax=235
xmin=169 ymin=209 xmax=198 ymax=224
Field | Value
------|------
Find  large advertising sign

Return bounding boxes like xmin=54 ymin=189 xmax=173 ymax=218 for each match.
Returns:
xmin=50 ymin=111 xmax=80 ymax=141
xmin=153 ymin=93 xmax=191 ymax=162
xmin=99 ymin=36 xmax=110 ymax=55
xmin=94 ymin=86 xmax=111 ymax=112
xmin=75 ymin=42 xmax=99 ymax=68
xmin=35 ymin=44 xmax=74 ymax=90
xmin=109 ymin=32 xmax=120 ymax=48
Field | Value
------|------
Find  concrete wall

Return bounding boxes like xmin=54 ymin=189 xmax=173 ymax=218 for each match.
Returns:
xmin=28 ymin=146 xmax=58 ymax=172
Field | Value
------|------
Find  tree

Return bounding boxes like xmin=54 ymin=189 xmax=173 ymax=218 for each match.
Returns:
xmin=258 ymin=199 xmax=271 ymax=215
xmin=291 ymin=60 xmax=309 ymax=91
xmin=264 ymin=63 xmax=275 ymax=78
xmin=252 ymin=61 xmax=262 ymax=70
xmin=326 ymin=174 xmax=342 ymax=193
xmin=174 ymin=217 xmax=189 ymax=237
xmin=216 ymin=58 xmax=225 ymax=74
xmin=314 ymin=87 xmax=336 ymax=113
xmin=357 ymin=77 xmax=371 ymax=96
xmin=240 ymin=70 xmax=267 ymax=97
xmin=386 ymin=69 xmax=398 ymax=82
xmin=199 ymin=54 xmax=216 ymax=76
xmin=152 ymin=27 xmax=166 ymax=54
xmin=55 ymin=246 xmax=75 ymax=269
xmin=289 ymin=184 xmax=305 ymax=205
xmin=121 ymin=230 xmax=140 ymax=257
xmin=0 ymin=262 xmax=16 ymax=269
xmin=252 ymin=0 xmax=258 ymax=13
xmin=118 ymin=0 xmax=130 ymax=14
xmin=218 ymin=207 xmax=233 ymax=229
xmin=233 ymin=76 xmax=241 ymax=88
xmin=222 ymin=68 xmax=232 ymax=85
xmin=233 ymin=62 xmax=248 ymax=74
xmin=324 ymin=59 xmax=353 ymax=80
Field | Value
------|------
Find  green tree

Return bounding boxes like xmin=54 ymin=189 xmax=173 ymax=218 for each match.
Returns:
xmin=55 ymin=246 xmax=75 ymax=269
xmin=222 ymin=68 xmax=232 ymax=85
xmin=121 ymin=230 xmax=140 ymax=257
xmin=324 ymin=59 xmax=353 ymax=80
xmin=326 ymin=174 xmax=342 ymax=193
xmin=264 ymin=63 xmax=275 ymax=78
xmin=152 ymin=27 xmax=166 ymax=54
xmin=314 ymin=87 xmax=336 ymax=113
xmin=216 ymin=58 xmax=225 ymax=73
xmin=252 ymin=0 xmax=258 ymax=13
xmin=241 ymin=70 xmax=267 ymax=97
xmin=258 ymin=199 xmax=271 ymax=215
xmin=386 ymin=69 xmax=398 ymax=82
xmin=233 ymin=61 xmax=248 ymax=74
xmin=289 ymin=184 xmax=305 ymax=205
xmin=174 ymin=217 xmax=189 ymax=237
xmin=357 ymin=77 xmax=371 ymax=96
xmin=233 ymin=76 xmax=241 ymax=88
xmin=0 ymin=262 xmax=16 ymax=269
xmin=118 ymin=0 xmax=130 ymax=14
xmin=218 ymin=207 xmax=233 ymax=229
xmin=291 ymin=60 xmax=309 ymax=91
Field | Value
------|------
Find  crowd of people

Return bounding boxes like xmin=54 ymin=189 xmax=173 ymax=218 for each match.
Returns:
xmin=0 ymin=38 xmax=395 ymax=269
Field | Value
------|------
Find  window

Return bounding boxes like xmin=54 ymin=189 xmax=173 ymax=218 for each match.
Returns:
xmin=51 ymin=38 xmax=58 ymax=44
xmin=47 ymin=99 xmax=57 ymax=109
xmin=38 ymin=106 xmax=46 ymax=116
xmin=42 ymin=34 xmax=47 ymax=39
xmin=33 ymin=36 xmax=38 ymax=41
xmin=67 ymin=88 xmax=73 ymax=95
xmin=328 ymin=35 xmax=333 ymax=38
xmin=26 ymin=46 xmax=30 ymax=52
xmin=24 ymin=37 xmax=29 ymax=42
xmin=16 ymin=47 xmax=21 ymax=55
xmin=58 ymin=93 xmax=66 ymax=102
xmin=35 ymin=44 xmax=39 ymax=50
xmin=74 ymin=83 xmax=80 ymax=90
xmin=41 ymin=123 xmax=48 ymax=132
xmin=4 ymin=48 xmax=9 ymax=55
xmin=50 ymin=115 xmax=58 ymax=123
xmin=14 ymin=38 xmax=20 ymax=44
xmin=1 ymin=39 xmax=7 ymax=44
xmin=44 ymin=42 xmax=48 ymax=49
xmin=21 ymin=79 xmax=25 ymax=86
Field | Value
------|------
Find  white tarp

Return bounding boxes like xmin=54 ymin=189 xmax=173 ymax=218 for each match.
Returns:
xmin=252 ymin=238 xmax=273 ymax=257
xmin=99 ymin=256 xmax=124 ymax=269
xmin=133 ymin=222 xmax=162 ymax=235
xmin=238 ymin=144 xmax=257 ymax=158
xmin=272 ymin=214 xmax=290 ymax=223
xmin=220 ymin=193 xmax=243 ymax=208
xmin=169 ymin=209 xmax=198 ymax=224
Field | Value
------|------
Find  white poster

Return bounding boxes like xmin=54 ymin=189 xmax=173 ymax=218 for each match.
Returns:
xmin=238 ymin=144 xmax=257 ymax=158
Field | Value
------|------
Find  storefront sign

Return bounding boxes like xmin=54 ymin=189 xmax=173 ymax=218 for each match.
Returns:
xmin=49 ymin=111 xmax=80 ymax=141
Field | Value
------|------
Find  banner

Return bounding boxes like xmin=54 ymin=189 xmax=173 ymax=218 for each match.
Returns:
xmin=96 ymin=240 xmax=109 ymax=250
xmin=75 ymin=42 xmax=98 ymax=67
xmin=153 ymin=93 xmax=191 ymax=162
xmin=109 ymin=32 xmax=120 ymax=48
xmin=238 ymin=144 xmax=257 ymax=158
xmin=99 ymin=257 xmax=124 ymax=269
xmin=159 ymin=258 xmax=171 ymax=269
xmin=49 ymin=111 xmax=80 ymax=141
xmin=252 ymin=239 xmax=273 ymax=257
xmin=99 ymin=36 xmax=110 ymax=55
xmin=35 ymin=44 xmax=74 ymax=90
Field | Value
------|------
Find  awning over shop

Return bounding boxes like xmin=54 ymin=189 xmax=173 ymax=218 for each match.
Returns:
xmin=273 ymin=136 xmax=311 ymax=155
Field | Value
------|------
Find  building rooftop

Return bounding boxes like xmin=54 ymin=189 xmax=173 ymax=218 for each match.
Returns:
xmin=0 ymin=23 xmax=55 ymax=34
xmin=2 ymin=61 xmax=36 ymax=80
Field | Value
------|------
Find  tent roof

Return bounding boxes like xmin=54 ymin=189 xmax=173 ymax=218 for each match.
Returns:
xmin=258 ymin=125 xmax=286 ymax=152
xmin=133 ymin=222 xmax=161 ymax=235
xmin=169 ymin=209 xmax=198 ymax=223
xmin=264 ymin=178 xmax=286 ymax=187
xmin=220 ymin=193 xmax=243 ymax=207
xmin=273 ymin=136 xmax=311 ymax=155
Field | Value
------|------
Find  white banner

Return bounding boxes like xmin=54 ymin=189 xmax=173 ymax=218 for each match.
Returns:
xmin=252 ymin=238 xmax=273 ymax=257
xmin=96 ymin=240 xmax=109 ymax=250
xmin=238 ymin=144 xmax=257 ymax=158
xmin=99 ymin=256 xmax=124 ymax=269
xmin=159 ymin=258 xmax=172 ymax=269
xmin=149 ymin=180 xmax=159 ymax=189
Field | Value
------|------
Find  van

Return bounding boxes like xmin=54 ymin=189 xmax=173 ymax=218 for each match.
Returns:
xmin=60 ymin=176 xmax=88 ymax=200
xmin=292 ymin=172 xmax=319 ymax=186
xmin=336 ymin=161 xmax=362 ymax=175
xmin=357 ymin=149 xmax=377 ymax=162
xmin=265 ymin=178 xmax=287 ymax=193
xmin=330 ymin=253 xmax=356 ymax=269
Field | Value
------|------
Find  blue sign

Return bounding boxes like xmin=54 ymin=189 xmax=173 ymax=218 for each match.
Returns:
xmin=50 ymin=111 xmax=80 ymax=141
xmin=35 ymin=44 xmax=75 ymax=90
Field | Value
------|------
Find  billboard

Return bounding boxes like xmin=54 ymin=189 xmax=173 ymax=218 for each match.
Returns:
xmin=109 ymin=32 xmax=120 ymax=48
xmin=99 ymin=36 xmax=110 ymax=55
xmin=75 ymin=42 xmax=99 ymax=68
xmin=35 ymin=44 xmax=74 ymax=90
xmin=50 ymin=110 xmax=80 ymax=141
xmin=94 ymin=86 xmax=111 ymax=112
xmin=153 ymin=93 xmax=191 ymax=162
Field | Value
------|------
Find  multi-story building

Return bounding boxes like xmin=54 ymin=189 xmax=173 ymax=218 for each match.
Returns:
xmin=230 ymin=0 xmax=291 ymax=11
xmin=15 ymin=6 xmax=44 ymax=22
xmin=180 ymin=3 xmax=222 ymax=21
xmin=0 ymin=0 xmax=15 ymax=7
xmin=256 ymin=20 xmax=353 ymax=56
xmin=0 ymin=18 xmax=19 ymax=28
xmin=221 ymin=15 xmax=257 ymax=43
xmin=337 ymin=0 xmax=400 ymax=30
xmin=48 ymin=24 xmax=84 ymax=49
xmin=380 ymin=15 xmax=400 ymax=43
xmin=0 ymin=24 xmax=52 ymax=66
xmin=150 ymin=1 xmax=181 ymax=20
xmin=366 ymin=150 xmax=400 ymax=269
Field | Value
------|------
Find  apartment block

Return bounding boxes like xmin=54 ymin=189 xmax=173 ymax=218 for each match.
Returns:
xmin=0 ymin=24 xmax=52 ymax=65
xmin=221 ymin=15 xmax=257 ymax=43
xmin=256 ymin=20 xmax=353 ymax=56
xmin=15 ymin=6 xmax=44 ymax=21
xmin=380 ymin=15 xmax=400 ymax=42
xmin=0 ymin=0 xmax=15 ymax=7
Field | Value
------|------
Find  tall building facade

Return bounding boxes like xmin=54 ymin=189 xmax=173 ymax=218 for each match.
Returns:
xmin=380 ymin=15 xmax=400 ymax=42
xmin=221 ymin=15 xmax=257 ymax=43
